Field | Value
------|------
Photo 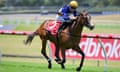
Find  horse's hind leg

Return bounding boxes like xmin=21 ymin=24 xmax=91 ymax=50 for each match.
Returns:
xmin=41 ymin=39 xmax=52 ymax=69
xmin=73 ymin=46 xmax=85 ymax=72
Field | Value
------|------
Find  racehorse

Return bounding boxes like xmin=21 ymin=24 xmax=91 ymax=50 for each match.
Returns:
xmin=24 ymin=11 xmax=94 ymax=72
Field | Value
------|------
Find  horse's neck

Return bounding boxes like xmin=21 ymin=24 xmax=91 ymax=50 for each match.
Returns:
xmin=71 ymin=21 xmax=84 ymax=35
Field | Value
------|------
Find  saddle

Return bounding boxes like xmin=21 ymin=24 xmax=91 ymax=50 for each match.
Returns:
xmin=45 ymin=20 xmax=62 ymax=36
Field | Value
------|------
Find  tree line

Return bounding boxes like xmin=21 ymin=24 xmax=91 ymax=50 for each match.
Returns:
xmin=0 ymin=0 xmax=120 ymax=7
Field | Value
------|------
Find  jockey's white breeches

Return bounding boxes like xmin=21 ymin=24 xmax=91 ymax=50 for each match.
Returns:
xmin=55 ymin=15 xmax=65 ymax=22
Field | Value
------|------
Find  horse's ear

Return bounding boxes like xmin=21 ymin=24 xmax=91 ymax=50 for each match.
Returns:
xmin=82 ymin=10 xmax=87 ymax=13
xmin=79 ymin=10 xmax=86 ymax=15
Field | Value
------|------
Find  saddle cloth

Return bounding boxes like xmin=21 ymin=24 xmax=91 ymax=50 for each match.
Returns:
xmin=46 ymin=20 xmax=62 ymax=36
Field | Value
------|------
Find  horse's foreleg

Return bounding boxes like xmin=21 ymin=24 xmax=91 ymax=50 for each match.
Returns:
xmin=60 ymin=48 xmax=66 ymax=69
xmin=54 ymin=44 xmax=61 ymax=63
xmin=41 ymin=39 xmax=52 ymax=69
xmin=74 ymin=46 xmax=85 ymax=72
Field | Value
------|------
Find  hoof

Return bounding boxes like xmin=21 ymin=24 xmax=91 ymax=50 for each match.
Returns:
xmin=48 ymin=64 xmax=52 ymax=69
xmin=61 ymin=63 xmax=65 ymax=69
xmin=55 ymin=58 xmax=61 ymax=64
xmin=76 ymin=67 xmax=80 ymax=72
xmin=48 ymin=60 xmax=52 ymax=69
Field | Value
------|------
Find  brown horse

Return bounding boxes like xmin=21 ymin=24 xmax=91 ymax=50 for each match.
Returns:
xmin=24 ymin=11 xmax=94 ymax=72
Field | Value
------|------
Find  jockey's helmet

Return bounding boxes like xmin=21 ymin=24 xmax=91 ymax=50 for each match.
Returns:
xmin=69 ymin=0 xmax=78 ymax=9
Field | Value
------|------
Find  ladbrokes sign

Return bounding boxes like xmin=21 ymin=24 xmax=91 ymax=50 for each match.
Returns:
xmin=50 ymin=35 xmax=120 ymax=61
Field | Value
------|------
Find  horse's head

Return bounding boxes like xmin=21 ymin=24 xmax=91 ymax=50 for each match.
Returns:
xmin=77 ymin=11 xmax=94 ymax=30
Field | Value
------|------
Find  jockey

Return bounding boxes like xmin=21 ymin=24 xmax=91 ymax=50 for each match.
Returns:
xmin=56 ymin=0 xmax=78 ymax=32
xmin=55 ymin=0 xmax=78 ymax=54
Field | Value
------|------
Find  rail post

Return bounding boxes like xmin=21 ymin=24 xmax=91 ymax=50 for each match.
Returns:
xmin=98 ymin=38 xmax=108 ymax=72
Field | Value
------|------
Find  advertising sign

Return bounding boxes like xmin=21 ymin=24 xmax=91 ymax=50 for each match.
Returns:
xmin=50 ymin=36 xmax=120 ymax=60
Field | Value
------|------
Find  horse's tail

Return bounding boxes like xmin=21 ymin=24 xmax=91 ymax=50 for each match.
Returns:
xmin=23 ymin=30 xmax=38 ymax=45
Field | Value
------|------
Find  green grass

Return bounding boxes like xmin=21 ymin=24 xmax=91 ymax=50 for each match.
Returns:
xmin=0 ymin=35 xmax=42 ymax=56
xmin=0 ymin=61 xmax=119 ymax=72
xmin=15 ymin=24 xmax=39 ymax=31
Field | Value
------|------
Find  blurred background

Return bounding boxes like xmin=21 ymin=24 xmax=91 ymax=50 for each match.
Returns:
xmin=0 ymin=0 xmax=120 ymax=72
xmin=0 ymin=0 xmax=120 ymax=14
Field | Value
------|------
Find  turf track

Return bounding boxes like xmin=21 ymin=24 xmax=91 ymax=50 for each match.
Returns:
xmin=0 ymin=61 xmax=120 ymax=72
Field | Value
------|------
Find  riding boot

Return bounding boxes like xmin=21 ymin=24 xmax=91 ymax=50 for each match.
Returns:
xmin=56 ymin=21 xmax=70 ymax=45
